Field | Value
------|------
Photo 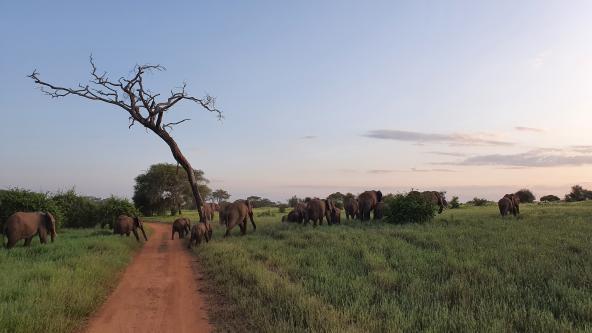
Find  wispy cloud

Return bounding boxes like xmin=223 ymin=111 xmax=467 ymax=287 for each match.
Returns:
xmin=364 ymin=129 xmax=513 ymax=146
xmin=439 ymin=148 xmax=592 ymax=167
xmin=425 ymin=151 xmax=467 ymax=157
xmin=411 ymin=168 xmax=456 ymax=173
xmin=301 ymin=135 xmax=317 ymax=140
xmin=368 ymin=169 xmax=396 ymax=174
xmin=515 ymin=126 xmax=544 ymax=133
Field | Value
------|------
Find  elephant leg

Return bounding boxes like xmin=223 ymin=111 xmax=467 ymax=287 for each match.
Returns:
xmin=240 ymin=222 xmax=247 ymax=235
xmin=172 ymin=230 xmax=175 ymax=240
xmin=6 ymin=236 xmax=17 ymax=249
xmin=24 ymin=236 xmax=33 ymax=247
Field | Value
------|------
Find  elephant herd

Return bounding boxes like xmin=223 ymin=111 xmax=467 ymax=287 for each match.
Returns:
xmin=282 ymin=190 xmax=450 ymax=226
xmin=171 ymin=199 xmax=257 ymax=248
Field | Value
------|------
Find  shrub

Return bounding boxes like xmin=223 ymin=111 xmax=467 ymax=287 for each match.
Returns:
xmin=98 ymin=196 xmax=139 ymax=229
xmin=515 ymin=189 xmax=536 ymax=203
xmin=52 ymin=189 xmax=101 ymax=228
xmin=467 ymin=197 xmax=491 ymax=206
xmin=565 ymin=185 xmax=592 ymax=202
xmin=0 ymin=188 xmax=63 ymax=228
xmin=540 ymin=194 xmax=560 ymax=202
xmin=384 ymin=193 xmax=435 ymax=224
xmin=257 ymin=209 xmax=275 ymax=217
xmin=449 ymin=196 xmax=460 ymax=209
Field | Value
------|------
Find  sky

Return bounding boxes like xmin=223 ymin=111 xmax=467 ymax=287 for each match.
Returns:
xmin=1 ymin=0 xmax=592 ymax=202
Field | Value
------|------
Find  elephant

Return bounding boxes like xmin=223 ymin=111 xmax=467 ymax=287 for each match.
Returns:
xmin=187 ymin=222 xmax=211 ymax=248
xmin=303 ymin=198 xmax=327 ymax=226
xmin=408 ymin=191 xmax=447 ymax=214
xmin=422 ymin=191 xmax=447 ymax=214
xmin=330 ymin=206 xmax=341 ymax=224
xmin=498 ymin=197 xmax=514 ymax=217
xmin=357 ymin=190 xmax=383 ymax=221
xmin=503 ymin=193 xmax=520 ymax=216
xmin=201 ymin=203 xmax=215 ymax=222
xmin=374 ymin=202 xmax=386 ymax=220
xmin=222 ymin=200 xmax=256 ymax=236
xmin=113 ymin=215 xmax=148 ymax=242
xmin=323 ymin=199 xmax=337 ymax=225
xmin=3 ymin=212 xmax=57 ymax=249
xmin=283 ymin=209 xmax=302 ymax=223
xmin=171 ymin=217 xmax=191 ymax=240
xmin=218 ymin=202 xmax=231 ymax=225
xmin=344 ymin=198 xmax=359 ymax=220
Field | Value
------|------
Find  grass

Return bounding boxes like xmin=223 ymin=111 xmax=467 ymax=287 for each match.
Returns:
xmin=0 ymin=227 xmax=150 ymax=333
xmin=180 ymin=202 xmax=592 ymax=332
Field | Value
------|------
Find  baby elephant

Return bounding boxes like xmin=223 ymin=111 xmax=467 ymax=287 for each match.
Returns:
xmin=172 ymin=217 xmax=191 ymax=240
xmin=113 ymin=215 xmax=148 ymax=242
xmin=187 ymin=222 xmax=212 ymax=248
xmin=3 ymin=212 xmax=57 ymax=249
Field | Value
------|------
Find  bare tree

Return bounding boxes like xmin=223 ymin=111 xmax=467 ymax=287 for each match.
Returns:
xmin=29 ymin=57 xmax=221 ymax=221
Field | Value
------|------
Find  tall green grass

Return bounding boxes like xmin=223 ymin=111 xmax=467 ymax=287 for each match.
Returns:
xmin=0 ymin=228 xmax=148 ymax=333
xmin=192 ymin=202 xmax=592 ymax=332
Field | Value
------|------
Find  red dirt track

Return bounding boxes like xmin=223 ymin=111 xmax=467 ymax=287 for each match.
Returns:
xmin=84 ymin=222 xmax=212 ymax=333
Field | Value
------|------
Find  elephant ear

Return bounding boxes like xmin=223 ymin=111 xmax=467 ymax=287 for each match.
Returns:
xmin=376 ymin=191 xmax=383 ymax=203
xmin=45 ymin=212 xmax=56 ymax=230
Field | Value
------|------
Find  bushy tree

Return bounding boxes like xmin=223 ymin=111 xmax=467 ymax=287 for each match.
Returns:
xmin=133 ymin=163 xmax=210 ymax=216
xmin=449 ymin=196 xmax=460 ymax=209
xmin=540 ymin=194 xmax=560 ymax=202
xmin=327 ymin=192 xmax=345 ymax=209
xmin=565 ymin=185 xmax=592 ymax=202
xmin=385 ymin=193 xmax=436 ymax=224
xmin=99 ymin=196 xmax=139 ymax=229
xmin=52 ymin=189 xmax=100 ymax=228
xmin=515 ymin=189 xmax=536 ymax=203
xmin=0 ymin=188 xmax=63 ymax=228
xmin=212 ymin=189 xmax=230 ymax=204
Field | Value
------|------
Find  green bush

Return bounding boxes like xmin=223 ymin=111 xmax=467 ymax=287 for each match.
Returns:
xmin=384 ymin=193 xmax=435 ymax=224
xmin=449 ymin=196 xmax=460 ymax=209
xmin=52 ymin=189 xmax=101 ymax=228
xmin=0 ymin=188 xmax=63 ymax=228
xmin=515 ymin=189 xmax=536 ymax=203
xmin=278 ymin=204 xmax=288 ymax=213
xmin=98 ymin=196 xmax=139 ymax=229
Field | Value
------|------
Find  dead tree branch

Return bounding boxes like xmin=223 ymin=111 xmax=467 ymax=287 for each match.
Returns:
xmin=29 ymin=57 xmax=222 ymax=221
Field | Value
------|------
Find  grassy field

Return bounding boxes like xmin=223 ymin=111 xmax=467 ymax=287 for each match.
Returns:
xmin=175 ymin=202 xmax=592 ymax=332
xmin=0 ymin=227 xmax=149 ymax=333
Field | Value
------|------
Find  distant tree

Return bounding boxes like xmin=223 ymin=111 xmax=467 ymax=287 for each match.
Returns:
xmin=133 ymin=163 xmax=210 ymax=216
xmin=565 ymin=185 xmax=592 ymax=202
xmin=327 ymin=192 xmax=345 ymax=209
xmin=515 ymin=189 xmax=536 ymax=203
xmin=467 ymin=197 xmax=491 ymax=206
xmin=212 ymin=189 xmax=230 ymax=204
xmin=247 ymin=196 xmax=275 ymax=208
xmin=288 ymin=196 xmax=302 ymax=207
xmin=30 ymin=57 xmax=221 ymax=221
xmin=540 ymin=195 xmax=558 ymax=203
xmin=449 ymin=196 xmax=460 ymax=209
xmin=540 ymin=194 xmax=560 ymax=202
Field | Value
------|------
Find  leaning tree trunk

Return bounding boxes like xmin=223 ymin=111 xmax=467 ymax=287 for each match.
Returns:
xmin=157 ymin=130 xmax=204 ymax=221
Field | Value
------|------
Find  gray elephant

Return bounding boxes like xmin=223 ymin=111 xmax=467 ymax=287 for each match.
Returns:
xmin=374 ymin=202 xmax=386 ymax=220
xmin=172 ymin=217 xmax=191 ymax=240
xmin=499 ymin=194 xmax=520 ymax=217
xmin=187 ymin=222 xmax=211 ymax=248
xmin=221 ymin=200 xmax=256 ymax=236
xmin=3 ymin=212 xmax=57 ymax=249
xmin=303 ymin=198 xmax=327 ymax=227
xmin=358 ymin=190 xmax=383 ymax=221
xmin=113 ymin=215 xmax=148 ymax=242
xmin=344 ymin=198 xmax=359 ymax=220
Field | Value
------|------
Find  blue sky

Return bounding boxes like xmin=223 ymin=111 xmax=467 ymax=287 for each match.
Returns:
xmin=1 ymin=1 xmax=592 ymax=202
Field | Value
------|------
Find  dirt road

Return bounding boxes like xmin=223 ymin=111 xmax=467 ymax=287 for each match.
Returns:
xmin=85 ymin=223 xmax=212 ymax=333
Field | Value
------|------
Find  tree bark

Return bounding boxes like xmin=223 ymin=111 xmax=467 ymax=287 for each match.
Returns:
xmin=156 ymin=129 xmax=204 ymax=221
